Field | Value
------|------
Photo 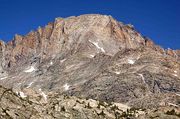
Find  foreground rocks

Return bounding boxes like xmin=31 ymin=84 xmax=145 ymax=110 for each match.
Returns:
xmin=0 ymin=86 xmax=180 ymax=119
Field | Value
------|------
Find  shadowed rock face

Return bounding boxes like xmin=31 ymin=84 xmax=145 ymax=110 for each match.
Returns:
xmin=0 ymin=14 xmax=180 ymax=117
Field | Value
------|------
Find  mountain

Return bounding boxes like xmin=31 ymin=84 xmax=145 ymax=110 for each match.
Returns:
xmin=0 ymin=14 xmax=180 ymax=118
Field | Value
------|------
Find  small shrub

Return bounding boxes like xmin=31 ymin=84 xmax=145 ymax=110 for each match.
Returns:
xmin=165 ymin=109 xmax=180 ymax=117
xmin=86 ymin=103 xmax=92 ymax=109
xmin=61 ymin=106 xmax=66 ymax=112
xmin=98 ymin=110 xmax=105 ymax=117
xmin=111 ymin=105 xmax=118 ymax=111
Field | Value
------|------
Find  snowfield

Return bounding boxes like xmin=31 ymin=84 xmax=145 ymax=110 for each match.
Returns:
xmin=24 ymin=66 xmax=36 ymax=73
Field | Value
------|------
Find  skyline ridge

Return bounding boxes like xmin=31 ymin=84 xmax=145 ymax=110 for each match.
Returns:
xmin=0 ymin=0 xmax=179 ymax=49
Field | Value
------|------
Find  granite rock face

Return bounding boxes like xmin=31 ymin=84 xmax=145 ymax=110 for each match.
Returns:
xmin=1 ymin=15 xmax=145 ymax=69
xmin=0 ymin=14 xmax=180 ymax=118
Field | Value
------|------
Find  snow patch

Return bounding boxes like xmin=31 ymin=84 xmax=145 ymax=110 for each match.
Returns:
xmin=60 ymin=59 xmax=66 ymax=63
xmin=115 ymin=71 xmax=120 ymax=74
xmin=63 ymin=83 xmax=70 ymax=91
xmin=174 ymin=70 xmax=177 ymax=73
xmin=0 ymin=76 xmax=7 ymax=80
xmin=173 ymin=74 xmax=178 ymax=77
xmin=39 ymin=89 xmax=48 ymax=102
xmin=90 ymin=54 xmax=95 ymax=58
xmin=24 ymin=66 xmax=36 ymax=73
xmin=89 ymin=40 xmax=105 ymax=53
xmin=138 ymin=74 xmax=146 ymax=83
xmin=16 ymin=91 xmax=18 ymax=95
xmin=41 ymin=92 xmax=47 ymax=102
xmin=128 ymin=59 xmax=135 ymax=64
xmin=175 ymin=93 xmax=180 ymax=97
xmin=173 ymin=50 xmax=178 ymax=58
xmin=50 ymin=61 xmax=53 ymax=65
xmin=27 ymin=82 xmax=34 ymax=88
xmin=19 ymin=91 xmax=27 ymax=98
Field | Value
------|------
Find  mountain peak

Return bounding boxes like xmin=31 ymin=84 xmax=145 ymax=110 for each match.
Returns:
xmin=0 ymin=15 xmax=180 ymax=118
xmin=0 ymin=14 xmax=179 ymax=71
xmin=0 ymin=14 xmax=147 ymax=68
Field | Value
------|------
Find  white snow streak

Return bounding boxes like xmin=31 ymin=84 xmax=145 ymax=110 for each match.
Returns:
xmin=27 ymin=82 xmax=34 ymax=88
xmin=39 ymin=89 xmax=47 ymax=102
xmin=24 ymin=66 xmax=36 ymax=73
xmin=173 ymin=71 xmax=178 ymax=77
xmin=173 ymin=74 xmax=178 ymax=77
xmin=89 ymin=40 xmax=105 ymax=53
xmin=41 ymin=92 xmax=47 ymax=102
xmin=115 ymin=71 xmax=120 ymax=74
xmin=19 ymin=91 xmax=27 ymax=98
xmin=50 ymin=61 xmax=53 ymax=65
xmin=128 ymin=59 xmax=135 ymax=64
xmin=175 ymin=93 xmax=180 ymax=97
xmin=138 ymin=74 xmax=146 ymax=83
xmin=90 ymin=54 xmax=95 ymax=58
xmin=63 ymin=83 xmax=70 ymax=91
xmin=0 ymin=76 xmax=7 ymax=80
xmin=60 ymin=59 xmax=66 ymax=63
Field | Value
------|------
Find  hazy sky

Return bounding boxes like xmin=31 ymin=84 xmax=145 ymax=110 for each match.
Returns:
xmin=0 ymin=0 xmax=179 ymax=49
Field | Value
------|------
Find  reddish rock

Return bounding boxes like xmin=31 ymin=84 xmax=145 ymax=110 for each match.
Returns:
xmin=145 ymin=38 xmax=154 ymax=48
xmin=166 ymin=48 xmax=178 ymax=58
xmin=1 ymin=15 xmax=147 ymax=69
xmin=0 ymin=14 xmax=179 ymax=69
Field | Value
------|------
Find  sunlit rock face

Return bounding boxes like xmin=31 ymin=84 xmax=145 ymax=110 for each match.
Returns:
xmin=1 ymin=15 xmax=147 ymax=68
xmin=0 ymin=14 xmax=180 ymax=113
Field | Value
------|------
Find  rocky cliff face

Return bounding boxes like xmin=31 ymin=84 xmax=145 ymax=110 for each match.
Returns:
xmin=0 ymin=14 xmax=180 ymax=118
xmin=1 ymin=15 xmax=146 ymax=70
